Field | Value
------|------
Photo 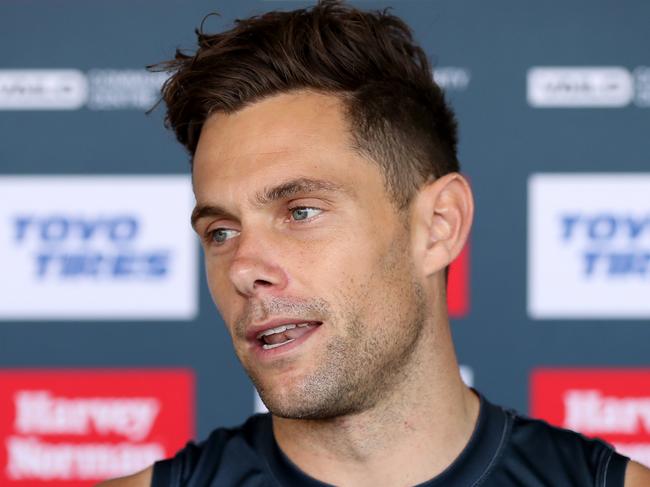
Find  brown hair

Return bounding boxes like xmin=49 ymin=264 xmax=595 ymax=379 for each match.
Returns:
xmin=153 ymin=0 xmax=459 ymax=209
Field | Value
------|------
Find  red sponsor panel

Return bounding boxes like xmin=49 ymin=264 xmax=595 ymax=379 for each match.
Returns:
xmin=0 ymin=369 xmax=194 ymax=486
xmin=448 ymin=242 xmax=470 ymax=317
xmin=531 ymin=369 xmax=650 ymax=468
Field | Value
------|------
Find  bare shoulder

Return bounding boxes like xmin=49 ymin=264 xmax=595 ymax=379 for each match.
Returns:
xmin=96 ymin=466 xmax=153 ymax=487
xmin=625 ymin=461 xmax=650 ymax=487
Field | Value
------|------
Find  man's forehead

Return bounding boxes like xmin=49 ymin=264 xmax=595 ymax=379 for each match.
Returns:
xmin=189 ymin=91 xmax=389 ymax=217
xmin=193 ymin=91 xmax=352 ymax=168
xmin=192 ymin=144 xmax=346 ymax=197
xmin=193 ymin=163 xmax=357 ymax=207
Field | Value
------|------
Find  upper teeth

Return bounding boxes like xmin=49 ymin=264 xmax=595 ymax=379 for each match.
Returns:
xmin=256 ymin=323 xmax=310 ymax=339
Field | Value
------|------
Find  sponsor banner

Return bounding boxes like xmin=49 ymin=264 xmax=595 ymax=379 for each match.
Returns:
xmin=0 ymin=67 xmax=471 ymax=111
xmin=527 ymin=66 xmax=650 ymax=108
xmin=0 ymin=176 xmax=197 ymax=320
xmin=0 ymin=369 xmax=194 ymax=485
xmin=0 ymin=70 xmax=88 ymax=110
xmin=531 ymin=369 xmax=650 ymax=468
xmin=0 ymin=69 xmax=167 ymax=111
xmin=448 ymin=242 xmax=470 ymax=318
xmin=528 ymin=173 xmax=650 ymax=319
xmin=253 ymin=365 xmax=475 ymax=414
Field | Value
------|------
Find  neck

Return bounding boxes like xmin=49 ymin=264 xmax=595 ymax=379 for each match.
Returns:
xmin=271 ymin=317 xmax=480 ymax=487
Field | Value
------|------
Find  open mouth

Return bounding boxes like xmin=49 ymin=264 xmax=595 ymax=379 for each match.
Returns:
xmin=256 ymin=322 xmax=321 ymax=350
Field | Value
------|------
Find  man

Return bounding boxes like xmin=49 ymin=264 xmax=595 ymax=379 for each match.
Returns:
xmin=103 ymin=1 xmax=650 ymax=485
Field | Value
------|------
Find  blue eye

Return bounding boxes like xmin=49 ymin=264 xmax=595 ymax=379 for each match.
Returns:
xmin=291 ymin=207 xmax=321 ymax=221
xmin=210 ymin=228 xmax=239 ymax=244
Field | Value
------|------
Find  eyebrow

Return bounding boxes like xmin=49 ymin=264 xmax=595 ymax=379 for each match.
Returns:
xmin=191 ymin=177 xmax=349 ymax=230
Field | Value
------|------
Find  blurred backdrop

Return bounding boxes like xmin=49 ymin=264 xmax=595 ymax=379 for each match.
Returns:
xmin=1 ymin=0 xmax=649 ymax=484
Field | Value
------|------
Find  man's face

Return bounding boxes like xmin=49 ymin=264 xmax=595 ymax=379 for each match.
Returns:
xmin=192 ymin=91 xmax=428 ymax=419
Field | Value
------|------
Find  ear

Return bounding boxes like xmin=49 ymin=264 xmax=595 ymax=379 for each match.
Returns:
xmin=410 ymin=173 xmax=474 ymax=278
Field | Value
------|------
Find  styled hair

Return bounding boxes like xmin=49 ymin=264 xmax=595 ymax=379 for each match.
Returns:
xmin=154 ymin=0 xmax=459 ymax=209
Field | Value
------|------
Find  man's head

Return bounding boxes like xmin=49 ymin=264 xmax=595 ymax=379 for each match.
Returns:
xmin=158 ymin=0 xmax=459 ymax=210
xmin=158 ymin=1 xmax=473 ymax=419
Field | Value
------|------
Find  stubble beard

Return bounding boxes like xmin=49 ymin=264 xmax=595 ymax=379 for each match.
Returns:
xmin=278 ymin=299 xmax=427 ymax=420
xmin=244 ymin=238 xmax=428 ymax=420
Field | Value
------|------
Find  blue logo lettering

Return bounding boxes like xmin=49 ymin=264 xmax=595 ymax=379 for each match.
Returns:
xmin=561 ymin=213 xmax=650 ymax=278
xmin=13 ymin=214 xmax=168 ymax=279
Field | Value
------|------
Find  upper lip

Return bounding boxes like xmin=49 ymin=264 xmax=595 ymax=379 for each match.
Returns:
xmin=246 ymin=317 xmax=321 ymax=342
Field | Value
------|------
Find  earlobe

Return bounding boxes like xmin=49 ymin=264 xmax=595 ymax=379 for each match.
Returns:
xmin=412 ymin=173 xmax=473 ymax=278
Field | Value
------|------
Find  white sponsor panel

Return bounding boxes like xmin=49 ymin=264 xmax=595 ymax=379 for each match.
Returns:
xmin=528 ymin=173 xmax=650 ymax=319
xmin=0 ymin=70 xmax=88 ymax=110
xmin=527 ymin=67 xmax=634 ymax=107
xmin=253 ymin=365 xmax=474 ymax=413
xmin=0 ymin=68 xmax=166 ymax=111
xmin=0 ymin=176 xmax=197 ymax=319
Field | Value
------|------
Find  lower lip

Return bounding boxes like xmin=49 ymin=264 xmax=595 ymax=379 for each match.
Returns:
xmin=250 ymin=324 xmax=322 ymax=360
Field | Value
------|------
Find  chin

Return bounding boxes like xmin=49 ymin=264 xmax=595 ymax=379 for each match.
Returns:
xmin=265 ymin=399 xmax=346 ymax=420
xmin=256 ymin=380 xmax=315 ymax=418
xmin=256 ymin=376 xmax=363 ymax=420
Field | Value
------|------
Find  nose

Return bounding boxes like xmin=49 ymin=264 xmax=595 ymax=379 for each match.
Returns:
xmin=228 ymin=233 xmax=288 ymax=297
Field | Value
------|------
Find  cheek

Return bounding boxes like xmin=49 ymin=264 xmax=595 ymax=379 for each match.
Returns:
xmin=354 ymin=232 xmax=416 ymax=312
xmin=317 ymin=236 xmax=394 ymax=306
xmin=300 ymin=237 xmax=372 ymax=289
xmin=337 ymin=225 xmax=399 ymax=280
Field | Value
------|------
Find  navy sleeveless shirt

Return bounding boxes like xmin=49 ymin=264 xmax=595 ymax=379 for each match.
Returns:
xmin=152 ymin=394 xmax=629 ymax=486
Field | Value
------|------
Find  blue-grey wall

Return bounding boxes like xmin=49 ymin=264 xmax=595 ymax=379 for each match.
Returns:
xmin=1 ymin=0 xmax=648 ymax=446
